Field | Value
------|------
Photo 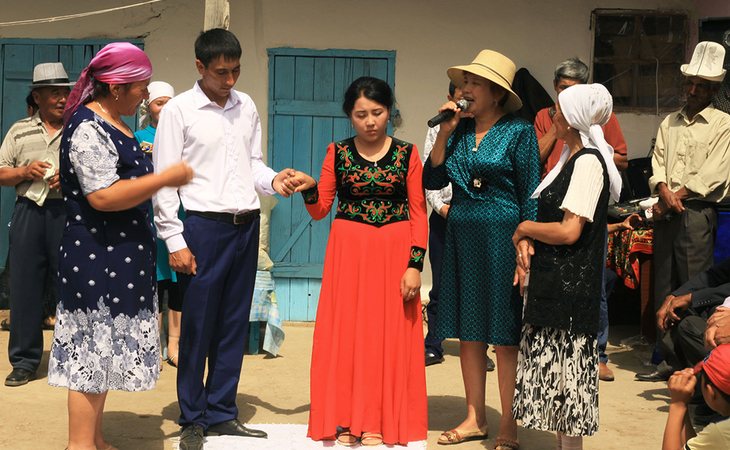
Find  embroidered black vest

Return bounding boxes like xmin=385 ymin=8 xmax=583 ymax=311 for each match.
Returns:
xmin=524 ymin=147 xmax=609 ymax=335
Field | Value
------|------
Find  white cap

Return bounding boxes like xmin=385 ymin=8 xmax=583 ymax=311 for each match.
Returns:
xmin=148 ymin=81 xmax=174 ymax=102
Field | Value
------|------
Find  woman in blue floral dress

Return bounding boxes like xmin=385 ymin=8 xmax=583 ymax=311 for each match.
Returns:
xmin=47 ymin=43 xmax=192 ymax=450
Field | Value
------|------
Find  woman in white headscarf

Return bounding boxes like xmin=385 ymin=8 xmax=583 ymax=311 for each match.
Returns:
xmin=511 ymin=83 xmax=620 ymax=450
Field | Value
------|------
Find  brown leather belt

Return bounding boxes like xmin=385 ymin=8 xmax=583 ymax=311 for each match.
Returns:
xmin=187 ymin=209 xmax=260 ymax=225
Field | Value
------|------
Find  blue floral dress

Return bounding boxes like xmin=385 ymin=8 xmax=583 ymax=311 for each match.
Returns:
xmin=48 ymin=105 xmax=159 ymax=393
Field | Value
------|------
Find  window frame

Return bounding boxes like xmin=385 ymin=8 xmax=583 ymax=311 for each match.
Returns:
xmin=591 ymin=8 xmax=689 ymax=114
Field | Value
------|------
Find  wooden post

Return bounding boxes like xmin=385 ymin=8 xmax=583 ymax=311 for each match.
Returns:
xmin=204 ymin=0 xmax=230 ymax=30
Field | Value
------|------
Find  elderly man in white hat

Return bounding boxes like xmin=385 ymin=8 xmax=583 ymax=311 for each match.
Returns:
xmin=637 ymin=42 xmax=730 ymax=383
xmin=0 ymin=62 xmax=73 ymax=386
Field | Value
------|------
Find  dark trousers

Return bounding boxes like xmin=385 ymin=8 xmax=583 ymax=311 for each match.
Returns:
xmin=176 ymin=215 xmax=260 ymax=428
xmin=660 ymin=315 xmax=708 ymax=369
xmin=653 ymin=204 xmax=716 ymax=362
xmin=653 ymin=204 xmax=716 ymax=311
xmin=597 ymin=267 xmax=618 ymax=364
xmin=425 ymin=211 xmax=446 ymax=357
xmin=7 ymin=198 xmax=65 ymax=372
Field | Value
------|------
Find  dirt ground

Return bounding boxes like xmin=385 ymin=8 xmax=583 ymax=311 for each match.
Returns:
xmin=0 ymin=309 xmax=670 ymax=450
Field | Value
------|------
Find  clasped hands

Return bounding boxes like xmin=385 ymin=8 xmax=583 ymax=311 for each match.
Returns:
xmin=652 ymin=184 xmax=687 ymax=220
xmin=170 ymin=168 xmax=317 ymax=275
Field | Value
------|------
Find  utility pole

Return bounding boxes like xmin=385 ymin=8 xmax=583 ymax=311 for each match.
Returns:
xmin=204 ymin=0 xmax=229 ymax=30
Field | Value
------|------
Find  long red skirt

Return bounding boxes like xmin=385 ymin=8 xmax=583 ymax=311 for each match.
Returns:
xmin=307 ymin=219 xmax=428 ymax=445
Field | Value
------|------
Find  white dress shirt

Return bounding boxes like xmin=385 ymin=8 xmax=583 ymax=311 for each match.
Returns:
xmin=153 ymin=82 xmax=277 ymax=253
xmin=422 ymin=125 xmax=452 ymax=213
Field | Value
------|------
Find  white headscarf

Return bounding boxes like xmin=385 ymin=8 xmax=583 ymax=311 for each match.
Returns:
xmin=138 ymin=81 xmax=175 ymax=128
xmin=531 ymin=83 xmax=622 ymax=202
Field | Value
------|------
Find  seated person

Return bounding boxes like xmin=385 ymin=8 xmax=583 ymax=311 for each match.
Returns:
xmin=662 ymin=344 xmax=730 ymax=450
xmin=655 ymin=258 xmax=730 ymax=375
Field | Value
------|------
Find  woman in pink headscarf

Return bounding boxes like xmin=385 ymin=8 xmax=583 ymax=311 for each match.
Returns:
xmin=48 ymin=42 xmax=192 ymax=450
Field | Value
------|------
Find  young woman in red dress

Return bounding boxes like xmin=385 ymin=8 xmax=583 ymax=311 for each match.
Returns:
xmin=294 ymin=76 xmax=428 ymax=446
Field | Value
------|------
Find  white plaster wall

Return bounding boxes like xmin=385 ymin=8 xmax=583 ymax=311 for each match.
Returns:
xmin=1 ymin=0 xmax=699 ymax=159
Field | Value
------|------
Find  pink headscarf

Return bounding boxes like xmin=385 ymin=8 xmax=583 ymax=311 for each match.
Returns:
xmin=63 ymin=42 xmax=152 ymax=123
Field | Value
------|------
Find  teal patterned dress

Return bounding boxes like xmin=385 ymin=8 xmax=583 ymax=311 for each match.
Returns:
xmin=423 ymin=115 xmax=540 ymax=345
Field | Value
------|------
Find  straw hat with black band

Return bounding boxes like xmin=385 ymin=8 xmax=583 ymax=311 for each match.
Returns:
xmin=29 ymin=62 xmax=75 ymax=89
xmin=447 ymin=50 xmax=523 ymax=113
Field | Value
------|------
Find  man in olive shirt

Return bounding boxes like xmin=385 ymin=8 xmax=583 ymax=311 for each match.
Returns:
xmin=643 ymin=42 xmax=730 ymax=381
xmin=0 ymin=62 xmax=72 ymax=386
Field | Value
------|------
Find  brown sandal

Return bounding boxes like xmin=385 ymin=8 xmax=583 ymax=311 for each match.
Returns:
xmin=336 ymin=428 xmax=359 ymax=447
xmin=494 ymin=437 xmax=520 ymax=450
xmin=437 ymin=426 xmax=488 ymax=445
xmin=361 ymin=432 xmax=383 ymax=446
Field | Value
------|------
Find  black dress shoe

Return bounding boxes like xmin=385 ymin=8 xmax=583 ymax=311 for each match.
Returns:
xmin=635 ymin=369 xmax=671 ymax=382
xmin=179 ymin=424 xmax=204 ymax=450
xmin=425 ymin=351 xmax=444 ymax=367
xmin=486 ymin=354 xmax=496 ymax=372
xmin=206 ymin=419 xmax=267 ymax=438
xmin=4 ymin=368 xmax=36 ymax=387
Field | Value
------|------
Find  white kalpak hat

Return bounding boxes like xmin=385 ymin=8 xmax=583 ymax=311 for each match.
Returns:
xmin=681 ymin=41 xmax=726 ymax=82
xmin=147 ymin=81 xmax=174 ymax=102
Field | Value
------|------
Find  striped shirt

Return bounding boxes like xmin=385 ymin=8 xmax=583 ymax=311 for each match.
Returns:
xmin=0 ymin=112 xmax=62 ymax=200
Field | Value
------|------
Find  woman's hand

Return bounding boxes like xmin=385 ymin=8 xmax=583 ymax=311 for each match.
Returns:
xmin=515 ymin=237 xmax=534 ymax=272
xmin=400 ymin=267 xmax=421 ymax=302
xmin=435 ymin=101 xmax=468 ymax=137
xmin=162 ymin=162 xmax=194 ymax=187
xmin=291 ymin=170 xmax=317 ymax=192
xmin=512 ymin=221 xmax=531 ymax=248
xmin=513 ymin=265 xmax=529 ymax=296
xmin=272 ymin=168 xmax=298 ymax=197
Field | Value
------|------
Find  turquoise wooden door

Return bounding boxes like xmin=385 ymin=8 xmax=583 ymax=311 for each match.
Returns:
xmin=268 ymin=48 xmax=396 ymax=321
xmin=0 ymin=38 xmax=143 ymax=271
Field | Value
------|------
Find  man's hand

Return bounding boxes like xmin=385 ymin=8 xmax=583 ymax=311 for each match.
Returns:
xmin=169 ymin=248 xmax=196 ymax=275
xmin=48 ymin=169 xmax=60 ymax=190
xmin=706 ymin=307 xmax=730 ymax=349
xmin=439 ymin=204 xmax=450 ymax=218
xmin=657 ymin=183 xmax=685 ymax=214
xmin=657 ymin=294 xmax=691 ymax=332
xmin=272 ymin=168 xmax=298 ymax=197
xmin=23 ymin=160 xmax=51 ymax=180
xmin=667 ymin=368 xmax=696 ymax=405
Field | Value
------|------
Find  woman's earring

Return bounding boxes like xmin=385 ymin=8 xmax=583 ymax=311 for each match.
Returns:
xmin=114 ymin=95 xmax=119 ymax=101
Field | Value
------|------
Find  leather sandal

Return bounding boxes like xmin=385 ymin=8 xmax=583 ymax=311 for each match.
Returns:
xmin=336 ymin=428 xmax=359 ymax=447
xmin=167 ymin=354 xmax=178 ymax=368
xmin=437 ymin=426 xmax=488 ymax=445
xmin=361 ymin=432 xmax=383 ymax=446
xmin=494 ymin=437 xmax=520 ymax=450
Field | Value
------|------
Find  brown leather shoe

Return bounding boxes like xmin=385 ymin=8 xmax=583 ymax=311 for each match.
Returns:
xmin=599 ymin=362 xmax=615 ymax=382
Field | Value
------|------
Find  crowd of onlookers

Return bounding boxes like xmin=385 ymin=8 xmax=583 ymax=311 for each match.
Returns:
xmin=1 ymin=28 xmax=730 ymax=450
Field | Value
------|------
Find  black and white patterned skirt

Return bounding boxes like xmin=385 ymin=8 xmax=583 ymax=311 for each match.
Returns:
xmin=512 ymin=324 xmax=599 ymax=437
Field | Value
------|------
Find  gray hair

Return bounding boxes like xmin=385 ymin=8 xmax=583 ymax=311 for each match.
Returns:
xmin=554 ymin=58 xmax=589 ymax=84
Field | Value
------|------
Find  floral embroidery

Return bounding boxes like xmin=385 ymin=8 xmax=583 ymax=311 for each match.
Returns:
xmin=334 ymin=139 xmax=412 ymax=227
xmin=408 ymin=246 xmax=426 ymax=271
xmin=302 ymin=184 xmax=319 ymax=204
xmin=48 ymin=297 xmax=160 ymax=393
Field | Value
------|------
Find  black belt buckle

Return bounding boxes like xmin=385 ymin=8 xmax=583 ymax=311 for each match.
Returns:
xmin=233 ymin=209 xmax=259 ymax=225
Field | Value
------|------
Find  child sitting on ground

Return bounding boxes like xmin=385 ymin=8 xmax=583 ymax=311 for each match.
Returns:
xmin=662 ymin=344 xmax=730 ymax=449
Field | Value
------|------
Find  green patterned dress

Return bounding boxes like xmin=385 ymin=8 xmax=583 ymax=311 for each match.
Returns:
xmin=423 ymin=115 xmax=540 ymax=345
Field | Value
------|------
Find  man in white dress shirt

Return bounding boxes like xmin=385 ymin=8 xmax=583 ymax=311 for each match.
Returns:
xmin=153 ymin=28 xmax=297 ymax=450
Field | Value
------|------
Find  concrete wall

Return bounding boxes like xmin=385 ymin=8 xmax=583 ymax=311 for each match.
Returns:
xmin=1 ymin=0 xmax=701 ymax=160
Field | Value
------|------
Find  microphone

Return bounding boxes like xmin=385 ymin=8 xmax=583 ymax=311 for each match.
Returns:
xmin=427 ymin=99 xmax=470 ymax=128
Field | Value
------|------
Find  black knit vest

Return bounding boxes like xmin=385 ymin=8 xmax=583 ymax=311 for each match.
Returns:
xmin=524 ymin=147 xmax=609 ymax=335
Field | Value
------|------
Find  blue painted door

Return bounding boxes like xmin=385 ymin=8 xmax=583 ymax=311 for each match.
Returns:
xmin=0 ymin=38 xmax=143 ymax=271
xmin=268 ymin=48 xmax=396 ymax=321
